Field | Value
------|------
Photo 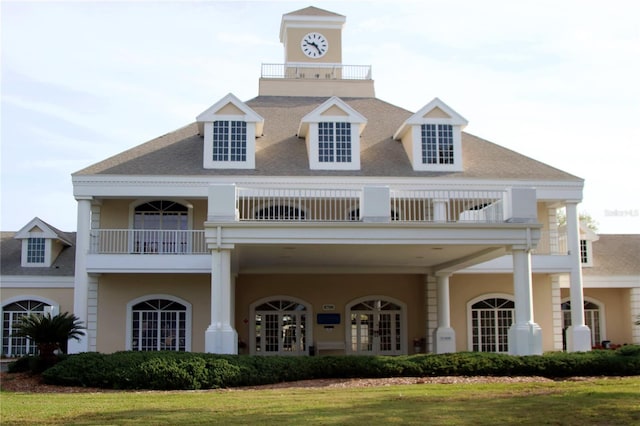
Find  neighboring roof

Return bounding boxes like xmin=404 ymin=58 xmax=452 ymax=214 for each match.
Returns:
xmin=583 ymin=234 xmax=640 ymax=276
xmin=0 ymin=231 xmax=76 ymax=276
xmin=74 ymin=96 xmax=583 ymax=182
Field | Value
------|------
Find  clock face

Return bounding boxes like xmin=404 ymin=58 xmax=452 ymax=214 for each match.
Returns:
xmin=301 ymin=32 xmax=328 ymax=58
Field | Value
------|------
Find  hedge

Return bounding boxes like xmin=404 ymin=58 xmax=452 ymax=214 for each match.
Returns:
xmin=12 ymin=346 xmax=636 ymax=390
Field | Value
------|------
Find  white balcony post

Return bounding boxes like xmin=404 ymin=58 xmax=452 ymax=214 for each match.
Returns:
xmin=433 ymin=274 xmax=456 ymax=353
xmin=508 ymin=248 xmax=543 ymax=355
xmin=205 ymin=249 xmax=238 ymax=354
xmin=361 ymin=186 xmax=390 ymax=223
xmin=69 ymin=197 xmax=92 ymax=354
xmin=208 ymin=184 xmax=238 ymax=222
xmin=565 ymin=201 xmax=592 ymax=352
xmin=433 ymin=199 xmax=448 ymax=222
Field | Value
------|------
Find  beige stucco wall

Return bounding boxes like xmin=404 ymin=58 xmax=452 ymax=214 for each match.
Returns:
xmin=562 ymin=287 xmax=634 ymax=345
xmin=450 ymin=273 xmax=556 ymax=352
xmin=95 ymin=274 xmax=210 ymax=353
xmin=98 ymin=199 xmax=208 ymax=229
xmin=235 ymin=274 xmax=425 ymax=353
xmin=1 ymin=288 xmax=74 ymax=314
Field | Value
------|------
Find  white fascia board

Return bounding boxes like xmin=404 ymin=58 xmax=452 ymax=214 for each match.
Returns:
xmin=582 ymin=275 xmax=640 ymax=288
xmin=196 ymin=93 xmax=263 ymax=124
xmin=72 ymin=175 xmax=584 ymax=199
xmin=86 ymin=254 xmax=211 ymax=273
xmin=14 ymin=217 xmax=60 ymax=240
xmin=0 ymin=275 xmax=74 ymax=288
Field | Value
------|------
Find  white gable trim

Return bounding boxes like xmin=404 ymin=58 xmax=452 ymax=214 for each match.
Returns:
xmin=298 ymin=96 xmax=366 ymax=137
xmin=393 ymin=97 xmax=467 ymax=140
xmin=14 ymin=217 xmax=69 ymax=243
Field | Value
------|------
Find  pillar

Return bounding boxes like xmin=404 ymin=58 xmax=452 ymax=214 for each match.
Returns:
xmin=68 ymin=197 xmax=92 ymax=354
xmin=205 ymin=249 xmax=238 ymax=354
xmin=508 ymin=248 xmax=542 ymax=355
xmin=564 ymin=202 xmax=592 ymax=352
xmin=433 ymin=274 xmax=456 ymax=353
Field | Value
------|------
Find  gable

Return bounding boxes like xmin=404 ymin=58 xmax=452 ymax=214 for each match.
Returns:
xmin=321 ymin=105 xmax=349 ymax=116
xmin=216 ymin=102 xmax=246 ymax=116
xmin=423 ymin=106 xmax=451 ymax=119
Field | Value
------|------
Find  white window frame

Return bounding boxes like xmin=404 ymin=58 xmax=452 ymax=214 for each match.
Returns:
xmin=125 ymin=294 xmax=192 ymax=352
xmin=345 ymin=295 xmax=407 ymax=356
xmin=467 ymin=294 xmax=515 ymax=353
xmin=561 ymin=297 xmax=605 ymax=347
xmin=307 ymin=120 xmax=361 ymax=170
xmin=21 ymin=235 xmax=52 ymax=267
xmin=1 ymin=296 xmax=59 ymax=357
xmin=249 ymin=296 xmax=312 ymax=356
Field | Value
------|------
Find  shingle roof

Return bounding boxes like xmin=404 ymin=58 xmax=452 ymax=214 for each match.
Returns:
xmin=74 ymin=96 xmax=582 ymax=182
xmin=0 ymin=232 xmax=76 ymax=276
xmin=583 ymin=234 xmax=640 ymax=276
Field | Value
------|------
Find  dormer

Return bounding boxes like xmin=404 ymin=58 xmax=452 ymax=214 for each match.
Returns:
xmin=578 ymin=223 xmax=599 ymax=267
xmin=297 ymin=96 xmax=367 ymax=170
xmin=197 ymin=93 xmax=264 ymax=169
xmin=393 ymin=98 xmax=468 ymax=172
xmin=14 ymin=218 xmax=72 ymax=268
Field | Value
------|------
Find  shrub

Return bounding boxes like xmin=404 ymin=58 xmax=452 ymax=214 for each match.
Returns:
xmin=38 ymin=349 xmax=640 ymax=391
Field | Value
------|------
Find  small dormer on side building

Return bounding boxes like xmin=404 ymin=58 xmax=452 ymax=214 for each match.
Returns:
xmin=13 ymin=218 xmax=73 ymax=268
xmin=197 ymin=93 xmax=264 ymax=170
xmin=297 ymin=96 xmax=367 ymax=170
xmin=393 ymin=98 xmax=468 ymax=172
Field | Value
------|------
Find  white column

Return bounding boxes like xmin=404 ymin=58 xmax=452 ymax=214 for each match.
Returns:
xmin=508 ymin=248 xmax=542 ymax=355
xmin=433 ymin=274 xmax=456 ymax=353
xmin=205 ymin=249 xmax=238 ymax=354
xmin=433 ymin=199 xmax=448 ymax=222
xmin=564 ymin=202 xmax=591 ymax=352
xmin=424 ymin=275 xmax=437 ymax=353
xmin=68 ymin=197 xmax=92 ymax=354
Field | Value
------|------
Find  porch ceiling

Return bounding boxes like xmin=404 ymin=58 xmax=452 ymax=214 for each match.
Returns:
xmin=233 ymin=243 xmax=507 ymax=274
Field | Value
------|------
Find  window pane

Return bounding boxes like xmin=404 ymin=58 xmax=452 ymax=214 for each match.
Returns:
xmin=27 ymin=238 xmax=45 ymax=263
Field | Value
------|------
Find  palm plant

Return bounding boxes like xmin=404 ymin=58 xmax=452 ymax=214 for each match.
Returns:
xmin=12 ymin=312 xmax=85 ymax=365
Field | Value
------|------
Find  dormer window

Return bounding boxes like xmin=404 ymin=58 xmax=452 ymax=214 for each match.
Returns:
xmin=298 ymin=96 xmax=366 ymax=170
xmin=394 ymin=98 xmax=467 ymax=172
xmin=213 ymin=120 xmax=247 ymax=162
xmin=422 ymin=124 xmax=453 ymax=165
xmin=26 ymin=237 xmax=46 ymax=264
xmin=14 ymin=217 xmax=73 ymax=268
xmin=197 ymin=93 xmax=264 ymax=170
xmin=319 ymin=122 xmax=351 ymax=163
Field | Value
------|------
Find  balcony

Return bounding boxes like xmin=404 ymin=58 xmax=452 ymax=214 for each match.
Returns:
xmin=90 ymin=230 xmax=207 ymax=254
xmin=261 ymin=63 xmax=372 ymax=80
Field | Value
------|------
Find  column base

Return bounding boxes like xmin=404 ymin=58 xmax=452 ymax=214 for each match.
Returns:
xmin=433 ymin=327 xmax=456 ymax=354
xmin=205 ymin=324 xmax=238 ymax=354
xmin=565 ymin=325 xmax=592 ymax=352
xmin=508 ymin=322 xmax=542 ymax=355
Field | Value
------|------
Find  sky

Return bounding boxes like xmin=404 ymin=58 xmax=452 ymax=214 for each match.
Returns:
xmin=1 ymin=0 xmax=639 ymax=234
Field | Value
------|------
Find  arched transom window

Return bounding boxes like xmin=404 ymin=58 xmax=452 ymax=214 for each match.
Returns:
xmin=129 ymin=297 xmax=189 ymax=352
xmin=251 ymin=298 xmax=310 ymax=355
xmin=469 ymin=296 xmax=514 ymax=353
xmin=2 ymin=299 xmax=51 ymax=357
xmin=348 ymin=298 xmax=405 ymax=355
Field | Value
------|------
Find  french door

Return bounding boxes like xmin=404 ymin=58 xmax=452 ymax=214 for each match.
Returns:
xmin=349 ymin=299 xmax=403 ymax=355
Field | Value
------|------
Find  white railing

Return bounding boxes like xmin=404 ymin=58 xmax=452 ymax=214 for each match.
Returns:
xmin=237 ymin=188 xmax=361 ymax=222
xmin=261 ymin=63 xmax=372 ymax=80
xmin=391 ymin=190 xmax=506 ymax=223
xmin=90 ymin=230 xmax=207 ymax=254
xmin=533 ymin=230 xmax=568 ymax=255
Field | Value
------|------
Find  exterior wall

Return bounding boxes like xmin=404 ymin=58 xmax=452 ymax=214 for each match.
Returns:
xmin=98 ymin=199 xmax=208 ymax=229
xmin=450 ymin=273 xmax=556 ymax=352
xmin=95 ymin=274 xmax=210 ymax=353
xmin=561 ymin=287 xmax=634 ymax=345
xmin=235 ymin=274 xmax=425 ymax=354
xmin=1 ymin=288 xmax=74 ymax=314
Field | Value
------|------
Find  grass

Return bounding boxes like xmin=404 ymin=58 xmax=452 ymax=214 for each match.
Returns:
xmin=2 ymin=377 xmax=639 ymax=425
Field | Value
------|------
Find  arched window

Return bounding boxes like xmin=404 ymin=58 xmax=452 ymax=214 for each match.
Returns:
xmin=127 ymin=296 xmax=191 ymax=351
xmin=250 ymin=297 xmax=310 ymax=355
xmin=468 ymin=296 xmax=514 ymax=353
xmin=347 ymin=297 xmax=406 ymax=355
xmin=132 ymin=200 xmax=189 ymax=253
xmin=561 ymin=299 xmax=603 ymax=347
xmin=1 ymin=299 xmax=54 ymax=357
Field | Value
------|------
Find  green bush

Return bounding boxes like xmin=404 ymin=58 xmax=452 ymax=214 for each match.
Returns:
xmin=37 ymin=349 xmax=640 ymax=391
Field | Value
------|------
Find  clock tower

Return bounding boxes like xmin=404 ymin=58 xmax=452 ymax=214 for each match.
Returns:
xmin=259 ymin=6 xmax=374 ymax=98
xmin=280 ymin=6 xmax=345 ymax=65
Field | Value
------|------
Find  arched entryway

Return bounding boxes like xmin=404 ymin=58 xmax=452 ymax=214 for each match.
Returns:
xmin=250 ymin=297 xmax=312 ymax=355
xmin=346 ymin=296 xmax=406 ymax=355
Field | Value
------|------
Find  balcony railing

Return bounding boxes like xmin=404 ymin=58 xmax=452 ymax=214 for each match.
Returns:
xmin=532 ymin=230 xmax=568 ymax=255
xmin=261 ymin=63 xmax=372 ymax=80
xmin=236 ymin=187 xmax=506 ymax=223
xmin=90 ymin=230 xmax=207 ymax=254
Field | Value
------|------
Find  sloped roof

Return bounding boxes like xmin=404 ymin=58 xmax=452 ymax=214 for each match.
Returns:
xmin=583 ymin=234 xmax=640 ymax=276
xmin=74 ymin=96 xmax=582 ymax=182
xmin=0 ymin=232 xmax=76 ymax=276
xmin=284 ymin=6 xmax=345 ymax=18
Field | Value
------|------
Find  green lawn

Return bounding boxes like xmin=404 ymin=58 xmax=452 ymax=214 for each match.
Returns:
xmin=2 ymin=377 xmax=639 ymax=425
